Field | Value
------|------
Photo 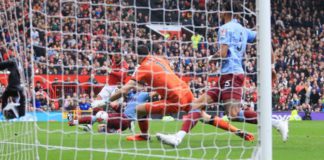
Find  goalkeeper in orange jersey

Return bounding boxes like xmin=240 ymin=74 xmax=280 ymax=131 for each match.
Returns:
xmin=108 ymin=45 xmax=254 ymax=144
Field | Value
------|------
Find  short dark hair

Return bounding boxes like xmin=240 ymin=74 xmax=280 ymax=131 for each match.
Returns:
xmin=221 ymin=0 xmax=243 ymax=13
xmin=137 ymin=45 xmax=149 ymax=55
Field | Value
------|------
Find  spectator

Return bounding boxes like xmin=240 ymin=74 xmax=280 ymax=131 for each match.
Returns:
xmin=34 ymin=92 xmax=48 ymax=111
xmin=288 ymin=93 xmax=301 ymax=110
xmin=49 ymin=99 xmax=59 ymax=111
xmin=78 ymin=98 xmax=91 ymax=110
xmin=35 ymin=81 xmax=43 ymax=92
xmin=88 ymin=73 xmax=98 ymax=84
xmin=5 ymin=0 xmax=322 ymax=111
xmin=63 ymin=95 xmax=76 ymax=111
xmin=309 ymin=88 xmax=320 ymax=108
xmin=191 ymin=33 xmax=202 ymax=50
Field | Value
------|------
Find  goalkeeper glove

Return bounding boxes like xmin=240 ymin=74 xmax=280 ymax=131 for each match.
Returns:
xmin=3 ymin=102 xmax=20 ymax=119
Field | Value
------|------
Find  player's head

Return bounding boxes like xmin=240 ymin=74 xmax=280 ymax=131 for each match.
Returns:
xmin=136 ymin=44 xmax=149 ymax=62
xmin=220 ymin=0 xmax=243 ymax=21
xmin=113 ymin=54 xmax=122 ymax=64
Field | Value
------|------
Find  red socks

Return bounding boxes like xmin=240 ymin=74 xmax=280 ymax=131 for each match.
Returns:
xmin=211 ymin=116 xmax=239 ymax=132
xmin=78 ymin=116 xmax=93 ymax=124
xmin=243 ymin=110 xmax=258 ymax=124
xmin=181 ymin=112 xmax=201 ymax=133
xmin=138 ymin=116 xmax=149 ymax=134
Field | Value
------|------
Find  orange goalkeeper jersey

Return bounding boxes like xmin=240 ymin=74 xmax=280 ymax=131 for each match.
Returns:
xmin=132 ymin=55 xmax=191 ymax=101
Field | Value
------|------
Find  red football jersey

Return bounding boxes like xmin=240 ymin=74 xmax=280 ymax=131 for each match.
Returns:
xmin=109 ymin=59 xmax=129 ymax=85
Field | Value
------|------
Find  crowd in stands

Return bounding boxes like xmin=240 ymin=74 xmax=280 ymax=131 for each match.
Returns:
xmin=0 ymin=0 xmax=323 ymax=112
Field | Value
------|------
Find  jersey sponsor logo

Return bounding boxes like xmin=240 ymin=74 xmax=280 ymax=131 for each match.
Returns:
xmin=220 ymin=28 xmax=227 ymax=36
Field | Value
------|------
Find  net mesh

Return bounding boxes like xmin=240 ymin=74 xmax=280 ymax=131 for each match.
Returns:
xmin=0 ymin=0 xmax=38 ymax=160
xmin=0 ymin=0 xmax=260 ymax=159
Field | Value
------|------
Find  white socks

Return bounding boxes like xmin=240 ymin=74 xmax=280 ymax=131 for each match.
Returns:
xmin=271 ymin=119 xmax=280 ymax=128
xmin=176 ymin=130 xmax=187 ymax=141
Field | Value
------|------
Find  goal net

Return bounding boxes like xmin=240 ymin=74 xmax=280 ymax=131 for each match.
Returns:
xmin=0 ymin=0 xmax=272 ymax=159
xmin=0 ymin=0 xmax=38 ymax=159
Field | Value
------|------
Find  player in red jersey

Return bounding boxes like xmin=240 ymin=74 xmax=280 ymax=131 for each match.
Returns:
xmin=69 ymin=54 xmax=129 ymax=126
xmin=107 ymin=54 xmax=129 ymax=86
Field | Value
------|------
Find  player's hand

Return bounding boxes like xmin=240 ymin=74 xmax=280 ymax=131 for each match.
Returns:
xmin=272 ymin=69 xmax=277 ymax=84
xmin=3 ymin=102 xmax=20 ymax=119
xmin=91 ymin=99 xmax=109 ymax=108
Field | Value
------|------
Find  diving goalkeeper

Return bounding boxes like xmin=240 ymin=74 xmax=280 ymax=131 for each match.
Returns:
xmin=0 ymin=59 xmax=26 ymax=119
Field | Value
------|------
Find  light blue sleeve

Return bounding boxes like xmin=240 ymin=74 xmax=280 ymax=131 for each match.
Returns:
xmin=138 ymin=92 xmax=150 ymax=102
xmin=246 ymin=29 xmax=256 ymax=43
xmin=218 ymin=26 xmax=231 ymax=45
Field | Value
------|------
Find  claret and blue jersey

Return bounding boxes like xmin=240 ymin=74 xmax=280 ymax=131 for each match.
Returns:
xmin=123 ymin=91 xmax=150 ymax=120
xmin=218 ymin=19 xmax=257 ymax=74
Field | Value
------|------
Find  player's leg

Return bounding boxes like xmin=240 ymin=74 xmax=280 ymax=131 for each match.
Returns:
xmin=226 ymin=100 xmax=288 ymax=141
xmin=106 ymin=113 xmax=131 ymax=132
xmin=201 ymin=101 xmax=254 ymax=141
xmin=198 ymin=78 xmax=245 ymax=133
xmin=98 ymin=113 xmax=131 ymax=133
xmin=198 ymin=75 xmax=255 ymax=140
xmin=69 ymin=107 xmax=103 ymax=126
xmin=171 ymin=92 xmax=202 ymax=144
xmin=126 ymin=101 xmax=162 ymax=141
xmin=127 ymin=100 xmax=177 ymax=141
xmin=212 ymin=74 xmax=287 ymax=141
xmin=96 ymin=84 xmax=115 ymax=100
xmin=92 ymin=85 xmax=121 ymax=112
xmin=17 ymin=89 xmax=26 ymax=117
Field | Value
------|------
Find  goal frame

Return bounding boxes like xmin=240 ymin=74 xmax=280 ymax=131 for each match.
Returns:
xmin=254 ymin=0 xmax=272 ymax=159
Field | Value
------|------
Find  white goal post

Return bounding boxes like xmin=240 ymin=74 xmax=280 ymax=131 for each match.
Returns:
xmin=255 ymin=0 xmax=272 ymax=159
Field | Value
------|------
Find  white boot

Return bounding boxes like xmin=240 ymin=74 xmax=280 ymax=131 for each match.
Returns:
xmin=272 ymin=118 xmax=289 ymax=142
xmin=156 ymin=133 xmax=182 ymax=147
xmin=78 ymin=124 xmax=93 ymax=132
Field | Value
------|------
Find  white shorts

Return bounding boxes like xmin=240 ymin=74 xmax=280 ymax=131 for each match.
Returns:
xmin=98 ymin=85 xmax=123 ymax=103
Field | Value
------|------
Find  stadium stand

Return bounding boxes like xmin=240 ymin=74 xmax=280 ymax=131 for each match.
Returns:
xmin=0 ymin=0 xmax=323 ymax=112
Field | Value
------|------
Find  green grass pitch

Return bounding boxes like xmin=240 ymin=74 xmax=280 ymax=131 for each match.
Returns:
xmin=1 ymin=121 xmax=323 ymax=160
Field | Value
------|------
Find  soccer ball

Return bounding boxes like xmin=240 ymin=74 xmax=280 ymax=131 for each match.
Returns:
xmin=95 ymin=111 xmax=108 ymax=123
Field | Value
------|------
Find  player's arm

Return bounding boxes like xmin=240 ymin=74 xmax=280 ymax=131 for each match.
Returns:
xmin=109 ymin=62 xmax=129 ymax=79
xmin=271 ymin=48 xmax=277 ymax=84
xmin=218 ymin=27 xmax=231 ymax=58
xmin=110 ymin=62 xmax=147 ymax=102
xmin=247 ymin=28 xmax=277 ymax=84
xmin=207 ymin=41 xmax=229 ymax=61
xmin=219 ymin=44 xmax=229 ymax=58
xmin=0 ymin=60 xmax=15 ymax=70
xmin=110 ymin=79 xmax=138 ymax=102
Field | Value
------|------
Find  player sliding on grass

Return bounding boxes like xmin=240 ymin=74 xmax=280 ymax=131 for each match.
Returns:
xmin=78 ymin=90 xmax=154 ymax=134
xmin=157 ymin=1 xmax=288 ymax=147
xmin=108 ymin=44 xmax=254 ymax=142
xmin=0 ymin=59 xmax=26 ymax=120
xmin=69 ymin=54 xmax=129 ymax=126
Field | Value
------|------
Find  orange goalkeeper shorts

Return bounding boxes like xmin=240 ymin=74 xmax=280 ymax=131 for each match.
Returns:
xmin=144 ymin=91 xmax=194 ymax=115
